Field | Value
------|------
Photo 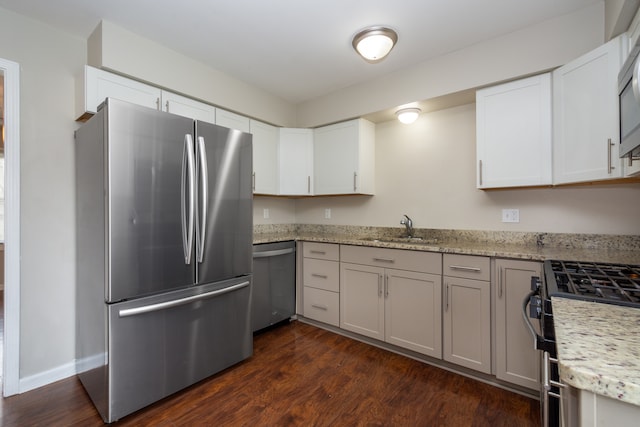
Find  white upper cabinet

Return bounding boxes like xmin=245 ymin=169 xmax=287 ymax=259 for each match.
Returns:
xmin=279 ymin=128 xmax=314 ymax=196
xmin=476 ymin=74 xmax=552 ymax=189
xmin=215 ymin=108 xmax=251 ymax=133
xmin=76 ymin=65 xmax=161 ymax=120
xmin=552 ymin=36 xmax=626 ymax=184
xmin=160 ymin=91 xmax=216 ymax=124
xmin=313 ymin=119 xmax=375 ymax=195
xmin=249 ymin=120 xmax=279 ymax=195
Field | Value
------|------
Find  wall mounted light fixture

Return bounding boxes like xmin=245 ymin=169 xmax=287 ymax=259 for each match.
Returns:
xmin=396 ymin=108 xmax=421 ymax=124
xmin=352 ymin=26 xmax=398 ymax=63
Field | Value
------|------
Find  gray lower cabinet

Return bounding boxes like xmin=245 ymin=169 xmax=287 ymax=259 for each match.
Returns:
xmin=495 ymin=259 xmax=542 ymax=390
xmin=443 ymin=254 xmax=492 ymax=374
xmin=302 ymin=242 xmax=340 ymax=327
xmin=339 ymin=245 xmax=442 ymax=358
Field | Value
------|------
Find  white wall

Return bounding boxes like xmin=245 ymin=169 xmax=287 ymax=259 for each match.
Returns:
xmin=0 ymin=8 xmax=85 ymax=382
xmin=295 ymin=104 xmax=640 ymax=235
xmin=297 ymin=3 xmax=605 ymax=127
xmin=89 ymin=21 xmax=297 ymax=128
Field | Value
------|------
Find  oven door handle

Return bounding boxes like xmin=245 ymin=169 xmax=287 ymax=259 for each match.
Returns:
xmin=522 ymin=290 xmax=555 ymax=353
xmin=522 ymin=290 xmax=540 ymax=341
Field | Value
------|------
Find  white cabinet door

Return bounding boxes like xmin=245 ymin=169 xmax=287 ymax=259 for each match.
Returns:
xmin=476 ymin=74 xmax=552 ymax=188
xmin=161 ymin=91 xmax=216 ymax=123
xmin=77 ymin=65 xmax=161 ymax=119
xmin=215 ymin=108 xmax=250 ymax=133
xmin=443 ymin=276 xmax=491 ymax=374
xmin=313 ymin=119 xmax=375 ymax=195
xmin=495 ymin=259 xmax=541 ymax=390
xmin=249 ymin=120 xmax=279 ymax=195
xmin=340 ymin=263 xmax=385 ymax=340
xmin=279 ymin=128 xmax=313 ymax=196
xmin=553 ymin=36 xmax=626 ymax=183
xmin=385 ymin=269 xmax=442 ymax=358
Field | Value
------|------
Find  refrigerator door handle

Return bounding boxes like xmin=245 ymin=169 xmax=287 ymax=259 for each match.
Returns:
xmin=181 ymin=134 xmax=196 ymax=264
xmin=197 ymin=136 xmax=208 ymax=263
xmin=118 ymin=280 xmax=250 ymax=318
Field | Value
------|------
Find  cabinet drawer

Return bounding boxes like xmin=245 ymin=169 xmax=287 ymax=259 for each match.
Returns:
xmin=303 ymin=287 xmax=339 ymax=327
xmin=303 ymin=258 xmax=339 ymax=292
xmin=340 ymin=245 xmax=441 ymax=274
xmin=443 ymin=254 xmax=490 ymax=281
xmin=303 ymin=242 xmax=340 ymax=261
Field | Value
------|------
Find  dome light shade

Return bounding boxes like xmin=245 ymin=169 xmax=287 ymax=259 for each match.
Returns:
xmin=396 ymin=108 xmax=421 ymax=124
xmin=352 ymin=26 xmax=398 ymax=63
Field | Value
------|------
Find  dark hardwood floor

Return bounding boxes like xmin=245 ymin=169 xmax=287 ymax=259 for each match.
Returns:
xmin=0 ymin=321 xmax=540 ymax=426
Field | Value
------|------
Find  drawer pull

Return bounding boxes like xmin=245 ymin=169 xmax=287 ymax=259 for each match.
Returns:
xmin=311 ymin=273 xmax=328 ymax=279
xmin=449 ymin=265 xmax=481 ymax=273
xmin=310 ymin=250 xmax=326 ymax=255
xmin=311 ymin=304 xmax=328 ymax=311
xmin=373 ymin=257 xmax=395 ymax=263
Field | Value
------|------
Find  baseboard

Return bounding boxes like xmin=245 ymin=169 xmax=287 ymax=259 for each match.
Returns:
xmin=19 ymin=360 xmax=77 ymax=393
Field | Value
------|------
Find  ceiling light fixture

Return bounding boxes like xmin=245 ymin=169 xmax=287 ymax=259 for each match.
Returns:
xmin=396 ymin=108 xmax=421 ymax=124
xmin=352 ymin=26 xmax=398 ymax=63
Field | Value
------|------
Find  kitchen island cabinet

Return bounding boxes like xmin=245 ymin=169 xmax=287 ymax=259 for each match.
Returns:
xmin=553 ymin=35 xmax=627 ymax=184
xmin=476 ymin=73 xmax=552 ymax=189
xmin=313 ymin=119 xmax=375 ymax=195
xmin=494 ymin=259 xmax=542 ymax=391
xmin=443 ymin=254 xmax=492 ymax=374
xmin=340 ymin=245 xmax=442 ymax=358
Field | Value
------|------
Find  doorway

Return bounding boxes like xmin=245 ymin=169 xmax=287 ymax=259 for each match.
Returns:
xmin=0 ymin=57 xmax=21 ymax=396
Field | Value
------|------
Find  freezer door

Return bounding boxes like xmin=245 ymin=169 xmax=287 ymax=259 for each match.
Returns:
xmin=104 ymin=276 xmax=252 ymax=423
xmin=195 ymin=121 xmax=253 ymax=284
xmin=107 ymin=99 xmax=196 ymax=302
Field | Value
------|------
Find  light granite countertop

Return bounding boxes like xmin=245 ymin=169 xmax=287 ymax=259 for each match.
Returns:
xmin=253 ymin=225 xmax=640 ymax=264
xmin=552 ymin=297 xmax=640 ymax=406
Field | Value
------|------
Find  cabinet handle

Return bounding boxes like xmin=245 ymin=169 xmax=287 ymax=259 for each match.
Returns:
xmin=156 ymin=97 xmax=161 ymax=110
xmin=607 ymin=138 xmax=616 ymax=174
xmin=378 ymin=274 xmax=382 ymax=297
xmin=449 ymin=265 xmax=481 ymax=273
xmin=445 ymin=283 xmax=449 ymax=311
xmin=384 ymin=274 xmax=389 ymax=298
xmin=311 ymin=273 xmax=328 ymax=279
xmin=166 ymin=100 xmax=170 ymax=112
xmin=373 ymin=257 xmax=395 ymax=263
xmin=309 ymin=250 xmax=326 ymax=255
xmin=353 ymin=172 xmax=357 ymax=192
xmin=478 ymin=160 xmax=483 ymax=186
xmin=252 ymin=172 xmax=256 ymax=191
xmin=311 ymin=304 xmax=328 ymax=311
xmin=498 ymin=266 xmax=503 ymax=298
xmin=307 ymin=176 xmax=311 ymax=194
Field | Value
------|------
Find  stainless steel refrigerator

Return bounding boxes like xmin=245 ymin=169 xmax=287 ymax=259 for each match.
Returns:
xmin=75 ymin=98 xmax=253 ymax=423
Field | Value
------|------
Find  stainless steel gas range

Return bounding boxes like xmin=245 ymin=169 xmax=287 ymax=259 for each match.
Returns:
xmin=524 ymin=260 xmax=640 ymax=427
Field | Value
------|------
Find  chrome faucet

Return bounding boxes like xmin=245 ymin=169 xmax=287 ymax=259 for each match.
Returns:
xmin=400 ymin=214 xmax=413 ymax=238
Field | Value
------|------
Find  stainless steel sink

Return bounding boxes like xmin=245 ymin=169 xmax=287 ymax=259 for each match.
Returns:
xmin=363 ymin=237 xmax=439 ymax=245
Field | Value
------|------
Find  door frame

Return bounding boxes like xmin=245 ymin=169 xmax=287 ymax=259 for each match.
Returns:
xmin=1 ymin=57 xmax=21 ymax=396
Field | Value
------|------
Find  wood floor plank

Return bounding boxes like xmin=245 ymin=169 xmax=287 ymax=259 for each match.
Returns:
xmin=0 ymin=321 xmax=540 ymax=426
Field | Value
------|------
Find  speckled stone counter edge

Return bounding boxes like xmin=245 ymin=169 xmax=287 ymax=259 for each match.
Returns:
xmin=253 ymin=224 xmax=640 ymax=263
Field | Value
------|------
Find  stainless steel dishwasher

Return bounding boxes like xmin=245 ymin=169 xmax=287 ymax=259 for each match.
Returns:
xmin=251 ymin=241 xmax=296 ymax=332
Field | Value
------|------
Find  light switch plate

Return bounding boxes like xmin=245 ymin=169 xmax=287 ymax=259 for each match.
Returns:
xmin=324 ymin=208 xmax=331 ymax=219
xmin=502 ymin=209 xmax=519 ymax=223
xmin=263 ymin=208 xmax=270 ymax=219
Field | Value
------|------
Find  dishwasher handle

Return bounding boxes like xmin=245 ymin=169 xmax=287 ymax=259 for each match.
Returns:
xmin=253 ymin=247 xmax=295 ymax=259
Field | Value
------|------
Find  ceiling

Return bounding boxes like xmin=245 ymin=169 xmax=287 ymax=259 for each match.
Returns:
xmin=0 ymin=0 xmax=601 ymax=105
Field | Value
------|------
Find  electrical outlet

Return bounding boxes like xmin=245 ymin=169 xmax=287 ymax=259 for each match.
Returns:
xmin=501 ymin=209 xmax=519 ymax=223
xmin=263 ymin=208 xmax=270 ymax=219
xmin=324 ymin=208 xmax=331 ymax=219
